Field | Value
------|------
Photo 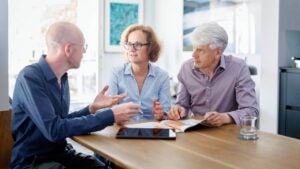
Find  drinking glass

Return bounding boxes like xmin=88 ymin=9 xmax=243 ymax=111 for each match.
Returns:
xmin=239 ymin=115 xmax=258 ymax=140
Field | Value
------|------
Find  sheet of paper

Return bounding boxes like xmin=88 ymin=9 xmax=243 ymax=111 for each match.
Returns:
xmin=125 ymin=119 xmax=205 ymax=133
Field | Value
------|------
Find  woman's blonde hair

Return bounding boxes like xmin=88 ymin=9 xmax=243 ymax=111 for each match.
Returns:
xmin=121 ymin=24 xmax=161 ymax=62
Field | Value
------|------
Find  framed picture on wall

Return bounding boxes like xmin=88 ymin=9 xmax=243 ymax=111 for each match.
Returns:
xmin=105 ymin=0 xmax=144 ymax=52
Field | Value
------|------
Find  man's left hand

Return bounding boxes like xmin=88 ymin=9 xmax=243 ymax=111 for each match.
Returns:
xmin=89 ymin=85 xmax=126 ymax=113
xmin=203 ymin=111 xmax=233 ymax=127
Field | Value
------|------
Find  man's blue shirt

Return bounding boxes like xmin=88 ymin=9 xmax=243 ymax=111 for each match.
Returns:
xmin=10 ymin=56 xmax=114 ymax=168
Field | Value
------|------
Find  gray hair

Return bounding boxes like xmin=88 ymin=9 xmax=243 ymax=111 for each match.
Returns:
xmin=191 ymin=22 xmax=228 ymax=51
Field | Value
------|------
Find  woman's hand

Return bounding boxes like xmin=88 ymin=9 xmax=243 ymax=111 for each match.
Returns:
xmin=153 ymin=99 xmax=164 ymax=120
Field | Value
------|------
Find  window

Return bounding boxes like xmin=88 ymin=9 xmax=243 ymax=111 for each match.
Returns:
xmin=9 ymin=0 xmax=99 ymax=111
xmin=183 ymin=0 xmax=259 ymax=54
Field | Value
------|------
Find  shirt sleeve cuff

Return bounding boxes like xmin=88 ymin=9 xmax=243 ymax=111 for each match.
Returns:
xmin=228 ymin=111 xmax=240 ymax=125
xmin=94 ymin=109 xmax=115 ymax=127
xmin=83 ymin=106 xmax=91 ymax=114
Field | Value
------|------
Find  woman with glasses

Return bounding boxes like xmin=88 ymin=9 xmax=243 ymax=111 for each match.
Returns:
xmin=107 ymin=24 xmax=171 ymax=121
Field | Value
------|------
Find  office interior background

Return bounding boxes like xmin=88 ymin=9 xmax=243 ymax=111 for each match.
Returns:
xmin=1 ymin=0 xmax=300 ymax=135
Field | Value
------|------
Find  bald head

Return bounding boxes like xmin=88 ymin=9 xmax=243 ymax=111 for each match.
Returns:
xmin=46 ymin=21 xmax=84 ymax=54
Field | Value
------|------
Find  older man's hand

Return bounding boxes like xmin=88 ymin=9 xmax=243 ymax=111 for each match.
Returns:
xmin=203 ymin=112 xmax=233 ymax=126
xmin=168 ymin=105 xmax=187 ymax=120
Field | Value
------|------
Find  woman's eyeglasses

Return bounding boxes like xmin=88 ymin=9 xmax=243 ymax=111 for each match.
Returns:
xmin=123 ymin=42 xmax=150 ymax=50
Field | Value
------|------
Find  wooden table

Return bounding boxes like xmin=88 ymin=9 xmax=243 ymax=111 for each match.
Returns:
xmin=72 ymin=124 xmax=300 ymax=169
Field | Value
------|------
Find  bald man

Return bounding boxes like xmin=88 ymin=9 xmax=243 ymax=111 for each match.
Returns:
xmin=10 ymin=22 xmax=140 ymax=169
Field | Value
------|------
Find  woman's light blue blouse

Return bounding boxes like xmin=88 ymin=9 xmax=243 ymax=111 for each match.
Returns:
xmin=107 ymin=63 xmax=171 ymax=120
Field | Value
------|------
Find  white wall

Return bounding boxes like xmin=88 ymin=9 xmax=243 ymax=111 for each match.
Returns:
xmin=260 ymin=0 xmax=280 ymax=133
xmin=152 ymin=0 xmax=183 ymax=80
xmin=0 ymin=0 xmax=9 ymax=111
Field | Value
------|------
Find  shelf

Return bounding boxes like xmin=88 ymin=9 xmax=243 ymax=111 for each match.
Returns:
xmin=280 ymin=67 xmax=300 ymax=73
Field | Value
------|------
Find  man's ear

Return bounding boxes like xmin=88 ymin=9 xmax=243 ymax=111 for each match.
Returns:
xmin=64 ymin=44 xmax=72 ymax=57
xmin=215 ymin=48 xmax=223 ymax=59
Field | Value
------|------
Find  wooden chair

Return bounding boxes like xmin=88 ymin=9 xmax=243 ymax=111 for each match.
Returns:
xmin=0 ymin=110 xmax=13 ymax=169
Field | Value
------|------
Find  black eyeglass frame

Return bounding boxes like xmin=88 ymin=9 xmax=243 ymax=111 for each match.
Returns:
xmin=123 ymin=42 xmax=150 ymax=50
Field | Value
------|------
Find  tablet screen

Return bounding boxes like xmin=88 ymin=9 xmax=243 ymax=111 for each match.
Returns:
xmin=116 ymin=128 xmax=176 ymax=140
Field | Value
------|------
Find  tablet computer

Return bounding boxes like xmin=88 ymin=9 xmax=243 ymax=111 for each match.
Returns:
xmin=116 ymin=128 xmax=176 ymax=140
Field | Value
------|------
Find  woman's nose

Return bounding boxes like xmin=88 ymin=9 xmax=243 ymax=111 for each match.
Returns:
xmin=129 ymin=46 xmax=137 ymax=52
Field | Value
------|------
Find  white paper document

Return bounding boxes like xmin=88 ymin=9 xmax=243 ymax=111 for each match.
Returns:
xmin=125 ymin=119 xmax=208 ymax=133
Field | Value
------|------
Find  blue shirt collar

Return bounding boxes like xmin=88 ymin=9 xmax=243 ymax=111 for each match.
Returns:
xmin=38 ymin=55 xmax=68 ymax=82
xmin=124 ymin=63 xmax=156 ymax=77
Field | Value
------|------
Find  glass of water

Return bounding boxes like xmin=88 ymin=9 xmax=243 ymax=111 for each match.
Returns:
xmin=239 ymin=115 xmax=258 ymax=140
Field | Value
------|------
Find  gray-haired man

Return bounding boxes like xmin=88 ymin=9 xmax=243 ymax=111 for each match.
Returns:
xmin=168 ymin=22 xmax=258 ymax=126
